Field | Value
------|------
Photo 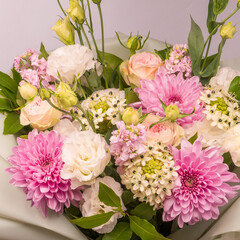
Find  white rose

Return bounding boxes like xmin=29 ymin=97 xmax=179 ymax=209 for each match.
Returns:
xmin=61 ymin=130 xmax=111 ymax=188
xmin=47 ymin=44 xmax=97 ymax=84
xmin=80 ymin=176 xmax=126 ymax=234
xmin=210 ymin=67 xmax=240 ymax=91
xmin=223 ymin=124 xmax=240 ymax=166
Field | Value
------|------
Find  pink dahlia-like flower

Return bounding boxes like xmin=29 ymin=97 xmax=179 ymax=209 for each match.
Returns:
xmin=110 ymin=121 xmax=146 ymax=173
xmin=135 ymin=67 xmax=204 ymax=127
xmin=163 ymin=137 xmax=240 ymax=228
xmin=6 ymin=130 xmax=82 ymax=217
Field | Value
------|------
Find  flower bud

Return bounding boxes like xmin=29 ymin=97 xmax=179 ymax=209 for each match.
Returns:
xmin=55 ymin=82 xmax=78 ymax=110
xmin=92 ymin=0 xmax=102 ymax=4
xmin=39 ymin=89 xmax=51 ymax=100
xmin=238 ymin=0 xmax=240 ymax=8
xmin=66 ymin=0 xmax=85 ymax=24
xmin=52 ymin=16 xmax=75 ymax=45
xmin=165 ymin=105 xmax=180 ymax=121
xmin=220 ymin=22 xmax=236 ymax=39
xmin=122 ymin=107 xmax=139 ymax=125
xmin=18 ymin=83 xmax=38 ymax=101
xmin=126 ymin=36 xmax=141 ymax=51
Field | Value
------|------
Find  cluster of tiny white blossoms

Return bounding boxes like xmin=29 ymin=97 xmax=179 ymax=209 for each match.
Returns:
xmin=78 ymin=88 xmax=126 ymax=133
xmin=200 ymin=86 xmax=240 ymax=129
xmin=120 ymin=142 xmax=179 ymax=209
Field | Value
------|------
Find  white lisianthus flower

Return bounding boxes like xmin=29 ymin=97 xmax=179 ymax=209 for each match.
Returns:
xmin=61 ymin=130 xmax=111 ymax=188
xmin=223 ymin=124 xmax=240 ymax=166
xmin=210 ymin=67 xmax=240 ymax=91
xmin=47 ymin=44 xmax=97 ymax=84
xmin=80 ymin=176 xmax=126 ymax=234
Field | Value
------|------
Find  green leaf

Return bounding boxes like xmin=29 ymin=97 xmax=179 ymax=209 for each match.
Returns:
xmin=154 ymin=46 xmax=172 ymax=61
xmin=129 ymin=216 xmax=169 ymax=240
xmin=131 ymin=203 xmax=156 ymax=221
xmin=122 ymin=190 xmax=134 ymax=206
xmin=3 ymin=112 xmax=23 ymax=135
xmin=228 ymin=76 xmax=240 ymax=100
xmin=207 ymin=0 xmax=217 ymax=33
xmin=149 ymin=117 xmax=168 ymax=129
xmin=103 ymin=222 xmax=132 ymax=240
xmin=99 ymin=182 xmax=122 ymax=209
xmin=11 ymin=68 xmax=22 ymax=84
xmin=188 ymin=132 xmax=198 ymax=144
xmin=1 ymin=88 xmax=17 ymax=107
xmin=0 ymin=98 xmax=13 ymax=111
xmin=88 ymin=71 xmax=101 ymax=89
xmin=0 ymin=71 xmax=18 ymax=93
xmin=39 ymin=42 xmax=49 ymax=60
xmin=105 ymin=124 xmax=117 ymax=145
xmin=65 ymin=205 xmax=80 ymax=219
xmin=70 ymin=212 xmax=115 ymax=229
xmin=223 ymin=152 xmax=233 ymax=167
xmin=188 ymin=17 xmax=204 ymax=75
xmin=125 ymin=89 xmax=139 ymax=105
xmin=213 ymin=0 xmax=229 ymax=15
xmin=201 ymin=55 xmax=219 ymax=78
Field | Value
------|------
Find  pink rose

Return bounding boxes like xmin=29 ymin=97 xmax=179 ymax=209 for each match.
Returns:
xmin=120 ymin=52 xmax=162 ymax=88
xmin=20 ymin=96 xmax=62 ymax=131
xmin=142 ymin=114 xmax=184 ymax=146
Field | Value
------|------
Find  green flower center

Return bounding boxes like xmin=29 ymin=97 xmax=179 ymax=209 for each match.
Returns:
xmin=142 ymin=158 xmax=163 ymax=175
xmin=94 ymin=101 xmax=109 ymax=113
xmin=210 ymin=97 xmax=229 ymax=115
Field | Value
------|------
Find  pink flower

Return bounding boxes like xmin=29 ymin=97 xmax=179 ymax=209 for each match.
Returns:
xmin=6 ymin=130 xmax=82 ymax=217
xmin=163 ymin=138 xmax=240 ymax=228
xmin=135 ymin=67 xmax=204 ymax=127
xmin=110 ymin=121 xmax=146 ymax=173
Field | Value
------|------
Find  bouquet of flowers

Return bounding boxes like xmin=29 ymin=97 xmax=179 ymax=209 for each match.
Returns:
xmin=1 ymin=0 xmax=240 ymax=239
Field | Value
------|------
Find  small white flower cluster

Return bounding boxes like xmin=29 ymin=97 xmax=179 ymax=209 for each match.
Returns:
xmin=200 ymin=86 xmax=240 ymax=130
xmin=78 ymin=88 xmax=126 ymax=133
xmin=121 ymin=142 xmax=179 ymax=209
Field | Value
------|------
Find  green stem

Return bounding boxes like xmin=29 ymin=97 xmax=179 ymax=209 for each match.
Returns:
xmin=76 ymin=28 xmax=84 ymax=45
xmin=214 ymin=39 xmax=225 ymax=76
xmin=201 ymin=36 xmax=212 ymax=72
xmin=221 ymin=7 xmax=239 ymax=23
xmin=57 ymin=0 xmax=67 ymax=16
xmin=45 ymin=98 xmax=86 ymax=130
xmin=79 ymin=24 xmax=92 ymax=49
xmin=86 ymin=0 xmax=93 ymax=30
xmin=97 ymin=3 xmax=105 ymax=64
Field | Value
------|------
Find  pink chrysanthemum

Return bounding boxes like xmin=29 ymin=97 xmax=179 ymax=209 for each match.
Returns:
xmin=6 ymin=130 xmax=82 ymax=217
xmin=110 ymin=121 xmax=146 ymax=173
xmin=135 ymin=67 xmax=204 ymax=127
xmin=163 ymin=137 xmax=240 ymax=228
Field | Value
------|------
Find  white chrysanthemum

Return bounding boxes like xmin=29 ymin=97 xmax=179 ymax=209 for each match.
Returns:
xmin=120 ymin=142 xmax=179 ymax=209
xmin=80 ymin=176 xmax=126 ymax=234
xmin=47 ymin=44 xmax=97 ymax=84
xmin=223 ymin=124 xmax=240 ymax=166
xmin=61 ymin=130 xmax=111 ymax=188
xmin=78 ymin=88 xmax=126 ymax=133
xmin=210 ymin=67 xmax=240 ymax=92
xmin=200 ymin=86 xmax=240 ymax=130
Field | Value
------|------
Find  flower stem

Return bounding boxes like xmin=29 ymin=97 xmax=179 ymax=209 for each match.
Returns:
xmin=76 ymin=27 xmax=84 ymax=45
xmin=201 ymin=36 xmax=212 ymax=72
xmin=79 ymin=24 xmax=92 ymax=49
xmin=97 ymin=3 xmax=105 ymax=64
xmin=86 ymin=0 xmax=93 ymax=30
xmin=57 ymin=0 xmax=67 ymax=16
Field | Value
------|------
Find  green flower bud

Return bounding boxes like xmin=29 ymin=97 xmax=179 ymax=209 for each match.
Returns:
xmin=39 ymin=89 xmax=51 ymax=100
xmin=238 ymin=0 xmax=240 ymax=8
xmin=92 ymin=0 xmax=102 ymax=4
xmin=122 ymin=107 xmax=139 ymax=125
xmin=126 ymin=36 xmax=141 ymax=51
xmin=52 ymin=16 xmax=75 ymax=45
xmin=220 ymin=22 xmax=236 ymax=39
xmin=18 ymin=83 xmax=38 ymax=101
xmin=55 ymin=82 xmax=78 ymax=110
xmin=66 ymin=0 xmax=85 ymax=24
xmin=165 ymin=105 xmax=180 ymax=121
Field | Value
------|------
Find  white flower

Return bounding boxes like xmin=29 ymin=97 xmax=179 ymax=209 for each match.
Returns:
xmin=61 ymin=130 xmax=111 ymax=188
xmin=47 ymin=44 xmax=97 ymax=84
xmin=223 ymin=124 xmax=240 ymax=166
xmin=210 ymin=67 xmax=240 ymax=92
xmin=80 ymin=176 xmax=126 ymax=234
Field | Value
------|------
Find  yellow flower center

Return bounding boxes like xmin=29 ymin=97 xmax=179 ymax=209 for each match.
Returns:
xmin=94 ymin=101 xmax=109 ymax=113
xmin=210 ymin=97 xmax=229 ymax=115
xmin=142 ymin=158 xmax=163 ymax=175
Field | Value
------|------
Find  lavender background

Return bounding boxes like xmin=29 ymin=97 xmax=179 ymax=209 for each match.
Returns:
xmin=1 ymin=0 xmax=239 ymax=72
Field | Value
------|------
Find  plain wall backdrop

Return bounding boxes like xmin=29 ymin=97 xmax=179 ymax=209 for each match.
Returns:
xmin=0 ymin=0 xmax=239 ymax=72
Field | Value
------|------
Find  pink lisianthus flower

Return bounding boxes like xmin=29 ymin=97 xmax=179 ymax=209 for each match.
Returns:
xmin=162 ymin=137 xmax=240 ymax=228
xmin=6 ymin=130 xmax=82 ymax=217
xmin=110 ymin=121 xmax=146 ymax=173
xmin=135 ymin=67 xmax=204 ymax=128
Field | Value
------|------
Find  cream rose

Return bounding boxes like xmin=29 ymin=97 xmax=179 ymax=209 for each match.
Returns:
xmin=142 ymin=114 xmax=184 ymax=146
xmin=223 ymin=124 xmax=240 ymax=166
xmin=47 ymin=44 xmax=97 ymax=84
xmin=80 ymin=176 xmax=126 ymax=234
xmin=120 ymin=52 xmax=162 ymax=88
xmin=20 ymin=96 xmax=62 ymax=131
xmin=61 ymin=130 xmax=111 ymax=188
